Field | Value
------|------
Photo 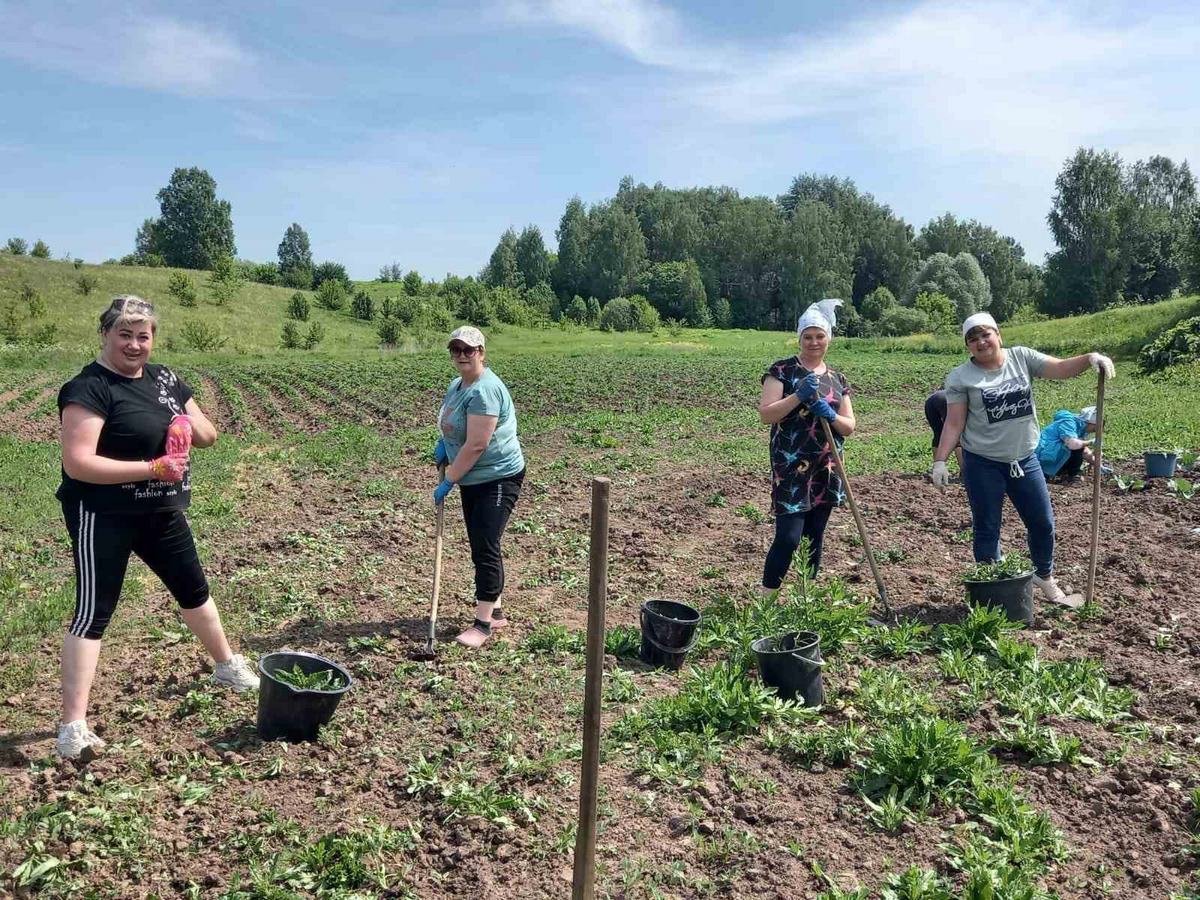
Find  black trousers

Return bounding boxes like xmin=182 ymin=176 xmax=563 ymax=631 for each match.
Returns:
xmin=761 ymin=502 xmax=834 ymax=589
xmin=1059 ymin=447 xmax=1085 ymax=480
xmin=63 ymin=502 xmax=209 ymax=640
xmin=459 ymin=469 xmax=524 ymax=603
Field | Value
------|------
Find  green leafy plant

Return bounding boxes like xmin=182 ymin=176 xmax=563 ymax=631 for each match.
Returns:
xmin=1113 ymin=474 xmax=1147 ymax=492
xmin=963 ymin=553 xmax=1033 ymax=582
xmin=272 ymin=664 xmax=346 ymax=691
xmin=287 ymin=291 xmax=310 ymax=321
xmin=178 ymin=320 xmax=228 ymax=352
xmin=1167 ymin=478 xmax=1196 ymax=500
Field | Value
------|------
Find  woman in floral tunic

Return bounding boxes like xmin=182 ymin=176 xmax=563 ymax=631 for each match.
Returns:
xmin=756 ymin=299 xmax=857 ymax=596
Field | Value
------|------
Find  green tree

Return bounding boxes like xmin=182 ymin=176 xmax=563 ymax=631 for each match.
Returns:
xmin=564 ymin=295 xmax=588 ymax=324
xmin=586 ymin=297 xmax=601 ymax=326
xmin=5 ymin=238 xmax=27 ymax=255
xmin=277 ymin=223 xmax=313 ymax=289
xmin=628 ymin=295 xmax=660 ymax=332
xmin=776 ymin=200 xmax=854 ymax=329
xmin=154 ymin=167 xmax=236 ymax=269
xmin=30 ymin=240 xmax=50 ymax=258
xmin=525 ymin=281 xmax=557 ymax=320
xmin=553 ymin=197 xmax=590 ymax=299
xmin=403 ymin=270 xmax=423 ymax=295
xmin=917 ymin=213 xmax=1026 ymax=321
xmin=908 ymin=252 xmax=991 ymax=322
xmin=281 ymin=320 xmax=302 ymax=349
xmin=1121 ymin=155 xmax=1196 ymax=302
xmin=134 ymin=218 xmax=160 ymax=262
xmin=316 ymin=279 xmax=346 ymax=310
xmin=312 ymin=261 xmax=351 ymax=291
xmin=599 ymin=297 xmax=634 ymax=332
xmin=351 ymin=290 xmax=375 ymax=321
xmin=587 ymin=203 xmax=647 ymax=300
xmin=640 ymin=259 xmax=710 ymax=325
xmin=860 ymin=286 xmax=897 ymax=321
xmin=207 ymin=256 xmax=243 ymax=306
xmin=167 ymin=271 xmax=198 ymax=306
xmin=459 ymin=280 xmax=495 ymax=325
xmin=287 ymin=291 xmax=310 ymax=321
xmin=877 ymin=306 xmax=931 ymax=336
xmin=914 ymin=291 xmax=956 ymax=334
xmin=515 ymin=226 xmax=551 ymax=289
xmin=484 ymin=228 xmax=522 ymax=289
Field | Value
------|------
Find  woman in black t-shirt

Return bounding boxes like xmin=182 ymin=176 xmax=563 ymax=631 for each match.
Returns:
xmin=757 ymin=299 xmax=857 ymax=596
xmin=55 ymin=296 xmax=259 ymax=760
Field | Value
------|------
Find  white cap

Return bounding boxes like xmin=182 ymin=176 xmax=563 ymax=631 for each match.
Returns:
xmin=796 ymin=298 xmax=843 ymax=338
xmin=961 ymin=312 xmax=999 ymax=338
xmin=1080 ymin=405 xmax=1097 ymax=423
xmin=447 ymin=325 xmax=485 ymax=348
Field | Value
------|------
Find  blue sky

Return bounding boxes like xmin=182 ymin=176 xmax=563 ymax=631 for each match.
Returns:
xmin=2 ymin=0 xmax=1198 ymax=280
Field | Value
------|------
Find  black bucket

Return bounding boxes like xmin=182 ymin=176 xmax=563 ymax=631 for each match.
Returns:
xmin=964 ymin=572 xmax=1034 ymax=625
xmin=639 ymin=600 xmax=701 ymax=670
xmin=751 ymin=631 xmax=825 ymax=707
xmin=1144 ymin=452 xmax=1178 ymax=478
xmin=257 ymin=651 xmax=353 ymax=742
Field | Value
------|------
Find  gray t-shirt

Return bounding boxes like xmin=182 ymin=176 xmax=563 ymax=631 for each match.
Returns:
xmin=944 ymin=345 xmax=1050 ymax=463
xmin=438 ymin=368 xmax=525 ymax=486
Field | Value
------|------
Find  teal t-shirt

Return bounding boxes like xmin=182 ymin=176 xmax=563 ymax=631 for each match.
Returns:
xmin=438 ymin=368 xmax=525 ymax=486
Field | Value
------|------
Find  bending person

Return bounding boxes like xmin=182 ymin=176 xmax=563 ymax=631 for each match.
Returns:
xmin=57 ymin=296 xmax=258 ymax=759
xmin=932 ymin=313 xmax=1115 ymax=605
xmin=433 ymin=326 xmax=526 ymax=649
xmin=757 ymin=299 xmax=857 ymax=597
xmin=1036 ymin=406 xmax=1105 ymax=483
xmin=925 ymin=389 xmax=963 ymax=474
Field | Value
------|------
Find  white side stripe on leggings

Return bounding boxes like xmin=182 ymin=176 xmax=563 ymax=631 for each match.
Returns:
xmin=69 ymin=502 xmax=96 ymax=637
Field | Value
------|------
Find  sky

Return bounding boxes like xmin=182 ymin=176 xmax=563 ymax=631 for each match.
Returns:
xmin=1 ymin=0 xmax=1198 ymax=280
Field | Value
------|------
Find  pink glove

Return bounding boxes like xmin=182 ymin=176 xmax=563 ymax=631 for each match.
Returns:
xmin=167 ymin=415 xmax=193 ymax=457
xmin=149 ymin=454 xmax=189 ymax=482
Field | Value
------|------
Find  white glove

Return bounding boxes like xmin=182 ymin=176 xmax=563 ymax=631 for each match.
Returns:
xmin=1088 ymin=352 xmax=1115 ymax=380
xmin=1064 ymin=436 xmax=1086 ymax=451
xmin=931 ymin=461 xmax=950 ymax=489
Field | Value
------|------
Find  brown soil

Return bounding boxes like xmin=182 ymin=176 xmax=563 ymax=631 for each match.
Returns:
xmin=2 ymin=448 xmax=1198 ymax=898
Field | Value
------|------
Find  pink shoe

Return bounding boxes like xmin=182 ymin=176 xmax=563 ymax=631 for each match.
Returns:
xmin=454 ymin=622 xmax=493 ymax=648
xmin=490 ymin=612 xmax=509 ymax=630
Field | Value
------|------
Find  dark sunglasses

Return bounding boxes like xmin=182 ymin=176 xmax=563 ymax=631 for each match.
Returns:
xmin=449 ymin=344 xmax=480 ymax=356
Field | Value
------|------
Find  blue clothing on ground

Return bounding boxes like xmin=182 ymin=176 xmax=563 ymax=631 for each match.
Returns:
xmin=1036 ymin=410 xmax=1089 ymax=477
xmin=961 ymin=449 xmax=1055 ymax=578
xmin=438 ymin=368 xmax=525 ymax=486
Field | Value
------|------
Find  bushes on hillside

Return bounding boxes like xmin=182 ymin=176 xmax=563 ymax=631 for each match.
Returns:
xmin=167 ymin=271 xmax=197 ymax=306
xmin=316 ymin=279 xmax=346 ymax=311
xmin=207 ymin=257 xmax=243 ymax=306
xmin=1138 ymin=315 xmax=1200 ymax=373
xmin=351 ymin=290 xmax=375 ymax=321
xmin=287 ymin=291 xmax=310 ymax=321
xmin=861 ymin=286 xmax=897 ymax=321
xmin=178 ymin=320 xmax=228 ymax=352
xmin=877 ymin=306 xmax=932 ymax=336
xmin=76 ymin=273 xmax=100 ymax=297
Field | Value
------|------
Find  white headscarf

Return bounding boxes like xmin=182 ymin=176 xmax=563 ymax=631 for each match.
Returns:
xmin=961 ymin=312 xmax=999 ymax=338
xmin=796 ymin=298 xmax=843 ymax=338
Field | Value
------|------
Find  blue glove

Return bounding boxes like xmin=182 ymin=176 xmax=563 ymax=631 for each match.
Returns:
xmin=808 ymin=398 xmax=837 ymax=422
xmin=792 ymin=373 xmax=820 ymax=403
xmin=433 ymin=477 xmax=456 ymax=505
xmin=433 ymin=438 xmax=449 ymax=466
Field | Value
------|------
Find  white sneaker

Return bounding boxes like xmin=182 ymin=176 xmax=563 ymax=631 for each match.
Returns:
xmin=57 ymin=720 xmax=94 ymax=759
xmin=213 ymin=654 xmax=260 ymax=692
xmin=1032 ymin=574 xmax=1067 ymax=604
xmin=83 ymin=724 xmax=106 ymax=749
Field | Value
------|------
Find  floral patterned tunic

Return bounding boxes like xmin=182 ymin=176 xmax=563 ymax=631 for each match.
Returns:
xmin=762 ymin=357 xmax=853 ymax=516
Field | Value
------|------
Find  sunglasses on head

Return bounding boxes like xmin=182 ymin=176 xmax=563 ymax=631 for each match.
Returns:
xmin=114 ymin=297 xmax=155 ymax=315
xmin=449 ymin=344 xmax=480 ymax=356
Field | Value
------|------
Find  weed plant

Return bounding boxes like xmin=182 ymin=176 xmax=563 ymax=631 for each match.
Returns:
xmin=963 ymin=553 xmax=1034 ymax=582
xmin=272 ymin=664 xmax=346 ymax=691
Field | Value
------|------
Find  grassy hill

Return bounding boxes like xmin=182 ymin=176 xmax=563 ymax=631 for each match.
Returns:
xmin=2 ymin=254 xmax=1195 ymax=364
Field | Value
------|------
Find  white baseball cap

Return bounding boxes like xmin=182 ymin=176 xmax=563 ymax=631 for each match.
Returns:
xmin=447 ymin=325 xmax=485 ymax=348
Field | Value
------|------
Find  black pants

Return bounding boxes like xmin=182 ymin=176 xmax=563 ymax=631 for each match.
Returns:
xmin=1059 ymin=447 xmax=1085 ymax=480
xmin=761 ymin=503 xmax=834 ymax=590
xmin=460 ymin=469 xmax=524 ymax=603
xmin=63 ymin=502 xmax=209 ymax=640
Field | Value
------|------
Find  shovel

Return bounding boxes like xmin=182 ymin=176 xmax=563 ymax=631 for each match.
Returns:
xmin=819 ymin=418 xmax=892 ymax=623
xmin=411 ymin=465 xmax=447 ymax=661
xmin=1082 ymin=369 xmax=1108 ymax=608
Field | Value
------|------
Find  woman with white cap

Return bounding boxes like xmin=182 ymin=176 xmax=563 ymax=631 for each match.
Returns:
xmin=757 ymin=299 xmax=857 ymax=596
xmin=432 ymin=325 xmax=526 ymax=648
xmin=1036 ymin=405 xmax=1104 ymax=483
xmin=932 ymin=312 xmax=1115 ymax=605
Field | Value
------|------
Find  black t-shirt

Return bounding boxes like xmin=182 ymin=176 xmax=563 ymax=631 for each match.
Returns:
xmin=56 ymin=361 xmax=194 ymax=513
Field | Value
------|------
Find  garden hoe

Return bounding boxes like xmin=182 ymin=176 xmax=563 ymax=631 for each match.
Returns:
xmin=1082 ymin=369 xmax=1108 ymax=609
xmin=411 ymin=466 xmax=446 ymax=662
xmin=819 ymin=418 xmax=893 ymax=624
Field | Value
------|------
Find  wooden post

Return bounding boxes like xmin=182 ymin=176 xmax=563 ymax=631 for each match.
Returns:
xmin=1085 ymin=370 xmax=1107 ymax=607
xmin=572 ymin=477 xmax=610 ymax=900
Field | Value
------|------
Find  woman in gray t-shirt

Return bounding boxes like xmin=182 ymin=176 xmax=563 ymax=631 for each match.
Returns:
xmin=931 ymin=313 xmax=1115 ymax=607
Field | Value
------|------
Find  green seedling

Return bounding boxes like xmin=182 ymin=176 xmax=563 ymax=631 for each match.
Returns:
xmin=735 ymin=502 xmax=764 ymax=523
xmin=272 ymin=664 xmax=346 ymax=691
xmin=880 ymin=865 xmax=953 ymax=900
xmin=1168 ymin=478 xmax=1197 ymax=500
xmin=1113 ymin=474 xmax=1147 ymax=492
xmin=962 ymin=553 xmax=1032 ymax=582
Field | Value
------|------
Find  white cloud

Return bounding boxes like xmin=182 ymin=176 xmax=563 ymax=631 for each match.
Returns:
xmin=0 ymin=4 xmax=260 ymax=97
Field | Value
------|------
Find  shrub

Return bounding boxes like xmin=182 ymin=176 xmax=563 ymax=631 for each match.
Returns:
xmin=178 ymin=320 xmax=228 ymax=352
xmin=21 ymin=283 xmax=45 ymax=318
xmin=241 ymin=261 xmax=280 ymax=286
xmin=876 ymin=306 xmax=931 ymax=336
xmin=840 ymin=303 xmax=871 ymax=337
xmin=599 ymin=296 xmax=634 ymax=332
xmin=378 ymin=262 xmax=403 ymax=282
xmin=312 ymin=261 xmax=351 ymax=292
xmin=351 ymin=290 xmax=375 ymax=321
xmin=914 ymin=291 xmax=956 ymax=334
xmin=494 ymin=287 xmax=533 ymax=326
xmin=403 ymin=270 xmax=423 ymax=295
xmin=586 ymin=297 xmax=601 ymax=326
xmin=6 ymin=237 xmax=28 ymax=255
xmin=629 ymin=294 xmax=660 ymax=332
xmin=316 ymin=279 xmax=346 ymax=311
xmin=709 ymin=294 xmax=732 ymax=328
xmin=459 ymin=282 xmax=494 ymax=326
xmin=207 ymin=256 xmax=243 ymax=306
xmin=0 ymin=303 xmax=21 ymax=340
xmin=377 ymin=318 xmax=402 ymax=346
xmin=303 ymin=322 xmax=325 ymax=350
xmin=30 ymin=240 xmax=50 ymax=259
xmin=1139 ymin=315 xmax=1200 ymax=373
xmin=860 ymin=286 xmax=897 ymax=321
xmin=281 ymin=266 xmax=313 ymax=290
xmin=563 ymin=295 xmax=588 ymax=324
xmin=909 ymin=252 xmax=992 ymax=322
xmin=287 ymin=291 xmax=310 ymax=321
xmin=29 ymin=323 xmax=57 ymax=346
xmin=281 ymin=320 xmax=302 ymax=349
xmin=166 ymin=271 xmax=197 ymax=306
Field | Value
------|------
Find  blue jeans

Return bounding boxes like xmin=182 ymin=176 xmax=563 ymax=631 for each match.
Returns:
xmin=961 ymin=450 xmax=1055 ymax=578
xmin=761 ymin=503 xmax=834 ymax=589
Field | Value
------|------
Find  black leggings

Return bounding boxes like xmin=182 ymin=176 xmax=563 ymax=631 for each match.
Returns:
xmin=1059 ymin=447 xmax=1085 ymax=480
xmin=761 ymin=503 xmax=834 ymax=590
xmin=63 ymin=502 xmax=209 ymax=640
xmin=460 ymin=470 xmax=524 ymax=603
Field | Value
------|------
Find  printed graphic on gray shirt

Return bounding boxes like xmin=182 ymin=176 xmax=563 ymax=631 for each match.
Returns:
xmin=981 ymin=378 xmax=1033 ymax=423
